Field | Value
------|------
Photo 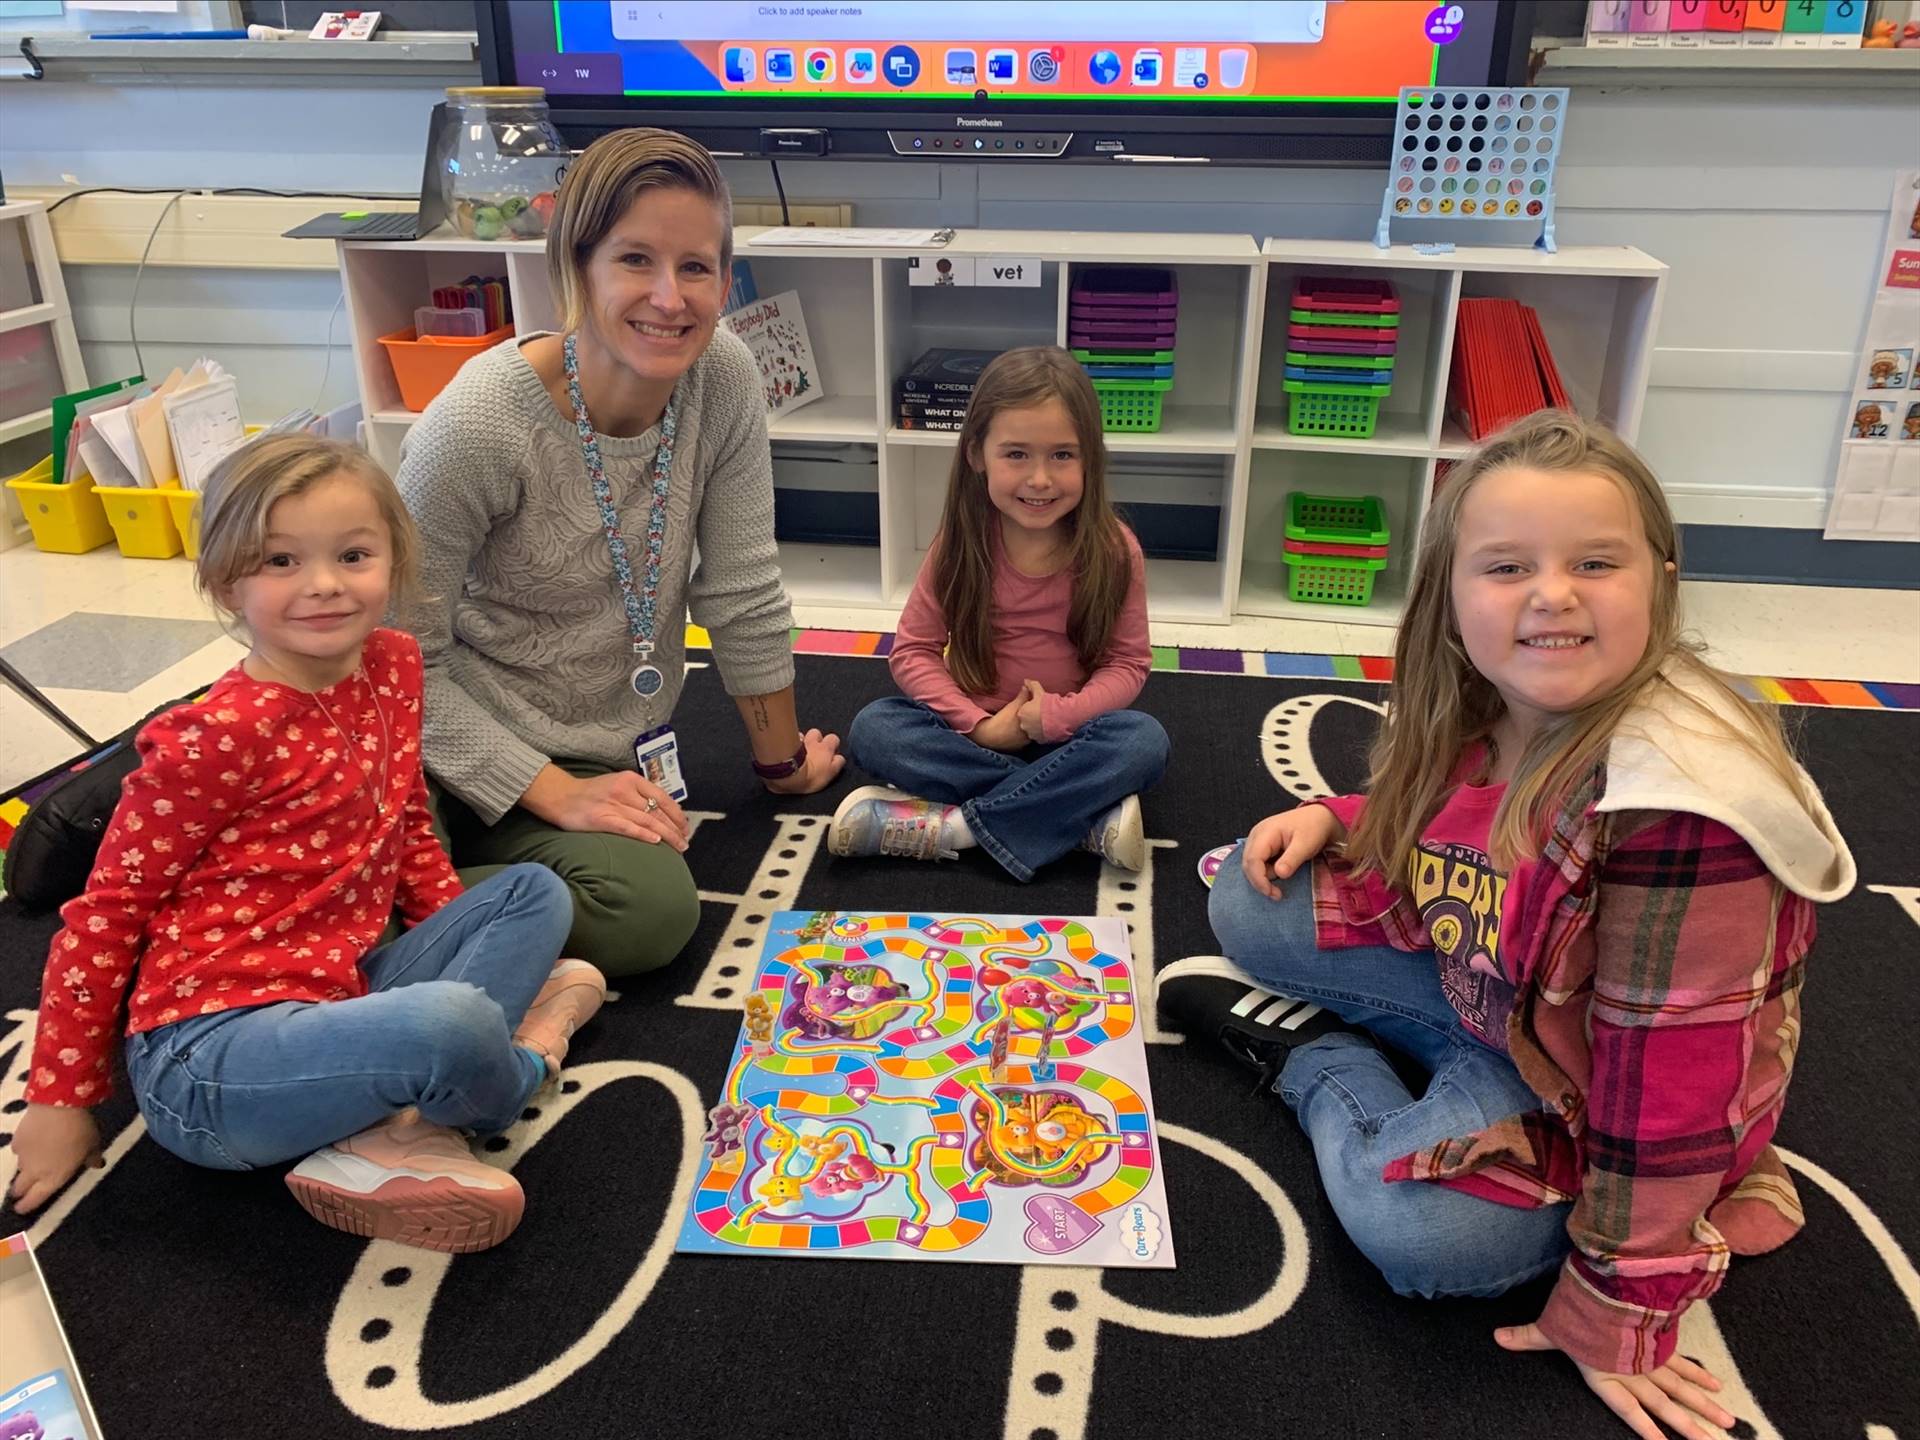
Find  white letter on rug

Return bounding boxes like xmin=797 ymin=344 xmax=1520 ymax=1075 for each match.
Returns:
xmin=1000 ymin=1122 xmax=1310 ymax=1440
xmin=323 ymin=1061 xmax=705 ymax=1429
xmin=677 ymin=812 xmax=833 ymax=1011
xmin=1262 ymin=694 xmax=1387 ymax=802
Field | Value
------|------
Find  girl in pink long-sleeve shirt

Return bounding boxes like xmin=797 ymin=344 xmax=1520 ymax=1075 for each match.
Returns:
xmin=828 ymin=347 xmax=1167 ymax=880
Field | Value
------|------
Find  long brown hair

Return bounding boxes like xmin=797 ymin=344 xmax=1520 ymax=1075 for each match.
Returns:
xmin=933 ymin=347 xmax=1131 ymax=695
xmin=1344 ymin=410 xmax=1811 ymax=887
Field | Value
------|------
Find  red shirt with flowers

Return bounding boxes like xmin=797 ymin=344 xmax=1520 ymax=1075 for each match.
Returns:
xmin=27 ymin=627 xmax=462 ymax=1107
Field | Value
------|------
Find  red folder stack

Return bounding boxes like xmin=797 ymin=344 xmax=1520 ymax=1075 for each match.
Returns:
xmin=1447 ymin=297 xmax=1570 ymax=441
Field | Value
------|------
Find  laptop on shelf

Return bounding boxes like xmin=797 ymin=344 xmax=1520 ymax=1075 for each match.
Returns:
xmin=284 ymin=133 xmax=448 ymax=241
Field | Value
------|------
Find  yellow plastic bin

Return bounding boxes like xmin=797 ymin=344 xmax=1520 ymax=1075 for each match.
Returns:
xmin=94 ymin=480 xmax=184 ymax=559
xmin=163 ymin=486 xmax=201 ymax=560
xmin=5 ymin=457 xmax=116 ymax=554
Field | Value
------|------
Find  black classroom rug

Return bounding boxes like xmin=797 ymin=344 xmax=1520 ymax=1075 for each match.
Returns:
xmin=2 ymin=654 xmax=1915 ymax=1440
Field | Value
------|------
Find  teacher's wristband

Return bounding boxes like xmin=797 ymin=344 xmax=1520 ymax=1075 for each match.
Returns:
xmin=752 ymin=741 xmax=809 ymax=781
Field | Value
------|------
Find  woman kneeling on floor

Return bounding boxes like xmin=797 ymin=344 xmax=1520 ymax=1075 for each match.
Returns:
xmin=395 ymin=128 xmax=843 ymax=980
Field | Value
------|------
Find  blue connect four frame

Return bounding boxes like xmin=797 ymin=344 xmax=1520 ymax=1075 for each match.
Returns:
xmin=1375 ymin=86 xmax=1570 ymax=254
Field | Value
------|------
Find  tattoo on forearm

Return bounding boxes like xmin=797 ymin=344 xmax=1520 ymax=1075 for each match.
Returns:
xmin=750 ymin=697 xmax=771 ymax=732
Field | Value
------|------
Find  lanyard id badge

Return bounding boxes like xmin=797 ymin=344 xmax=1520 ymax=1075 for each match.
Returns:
xmin=564 ymin=332 xmax=677 ymax=700
xmin=635 ymin=725 xmax=689 ymax=804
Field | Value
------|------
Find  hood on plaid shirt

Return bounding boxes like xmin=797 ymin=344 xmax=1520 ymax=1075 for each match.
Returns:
xmin=1596 ymin=666 xmax=1854 ymax=903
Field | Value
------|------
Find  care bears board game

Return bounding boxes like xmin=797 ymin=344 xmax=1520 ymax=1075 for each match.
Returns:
xmin=676 ymin=912 xmax=1175 ymax=1268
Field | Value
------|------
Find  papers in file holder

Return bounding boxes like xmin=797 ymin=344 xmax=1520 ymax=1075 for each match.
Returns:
xmin=164 ymin=377 xmax=248 ymax=492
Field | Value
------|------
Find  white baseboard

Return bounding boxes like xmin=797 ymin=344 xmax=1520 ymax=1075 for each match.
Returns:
xmin=1663 ymin=484 xmax=1832 ymax=530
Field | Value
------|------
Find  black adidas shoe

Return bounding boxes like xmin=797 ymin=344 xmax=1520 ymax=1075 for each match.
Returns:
xmin=1157 ymin=955 xmax=1364 ymax=1094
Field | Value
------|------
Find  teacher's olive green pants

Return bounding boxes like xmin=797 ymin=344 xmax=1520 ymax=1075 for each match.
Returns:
xmin=428 ymin=759 xmax=700 ymax=979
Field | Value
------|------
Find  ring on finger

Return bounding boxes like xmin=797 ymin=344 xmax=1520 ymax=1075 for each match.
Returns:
xmin=645 ymin=796 xmax=659 ymax=813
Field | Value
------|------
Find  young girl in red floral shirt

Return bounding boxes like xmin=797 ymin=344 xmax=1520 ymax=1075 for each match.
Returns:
xmin=7 ymin=434 xmax=605 ymax=1254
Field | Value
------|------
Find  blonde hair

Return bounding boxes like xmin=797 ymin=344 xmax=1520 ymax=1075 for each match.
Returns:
xmin=195 ymin=433 xmax=418 ymax=620
xmin=547 ymin=127 xmax=733 ymax=332
xmin=1344 ymin=410 xmax=1809 ymax=888
xmin=935 ymin=347 xmax=1132 ymax=696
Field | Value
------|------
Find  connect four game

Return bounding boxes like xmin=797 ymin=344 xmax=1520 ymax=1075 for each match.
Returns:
xmin=676 ymin=911 xmax=1176 ymax=1269
xmin=1375 ymin=85 xmax=1570 ymax=253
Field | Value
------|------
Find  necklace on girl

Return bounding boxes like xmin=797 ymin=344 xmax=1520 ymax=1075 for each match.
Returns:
xmin=308 ymin=672 xmax=392 ymax=818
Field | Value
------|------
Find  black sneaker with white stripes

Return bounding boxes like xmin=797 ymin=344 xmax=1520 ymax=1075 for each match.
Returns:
xmin=1156 ymin=956 xmax=1366 ymax=1093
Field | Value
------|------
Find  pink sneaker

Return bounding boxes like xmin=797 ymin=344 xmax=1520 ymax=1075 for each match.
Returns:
xmin=285 ymin=1108 xmax=525 ymax=1253
xmin=511 ymin=958 xmax=608 ymax=1073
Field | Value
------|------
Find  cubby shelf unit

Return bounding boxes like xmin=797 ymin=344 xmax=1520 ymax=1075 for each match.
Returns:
xmin=335 ymin=229 xmax=1664 ymax=628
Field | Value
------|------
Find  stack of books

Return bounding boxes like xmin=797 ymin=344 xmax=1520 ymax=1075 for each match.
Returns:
xmin=894 ymin=347 xmax=1000 ymax=431
xmin=1448 ymin=296 xmax=1570 ymax=441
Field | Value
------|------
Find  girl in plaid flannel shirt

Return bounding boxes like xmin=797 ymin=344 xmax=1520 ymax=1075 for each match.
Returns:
xmin=1167 ymin=412 xmax=1853 ymax=1440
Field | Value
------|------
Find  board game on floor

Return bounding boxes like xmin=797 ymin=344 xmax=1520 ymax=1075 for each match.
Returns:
xmin=676 ymin=911 xmax=1175 ymax=1268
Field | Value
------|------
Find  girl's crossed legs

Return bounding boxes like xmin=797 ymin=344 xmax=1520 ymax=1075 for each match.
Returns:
xmin=127 ymin=862 xmax=572 ymax=1171
xmin=845 ymin=696 xmax=1168 ymax=880
xmin=1206 ymin=846 xmax=1571 ymax=1298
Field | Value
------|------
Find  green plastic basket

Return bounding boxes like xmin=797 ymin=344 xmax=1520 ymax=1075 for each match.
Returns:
xmin=1282 ymin=381 xmax=1382 ymax=438
xmin=1072 ymin=347 xmax=1174 ymax=365
xmin=1288 ymin=306 xmax=1400 ymax=329
xmin=1285 ymin=492 xmax=1391 ymax=547
xmin=1092 ymin=376 xmax=1172 ymax=432
xmin=1282 ymin=550 xmax=1387 ymax=606
xmin=1282 ymin=349 xmax=1395 ymax=371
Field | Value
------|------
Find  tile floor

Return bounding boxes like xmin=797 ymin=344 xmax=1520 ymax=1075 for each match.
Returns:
xmin=3 ymin=541 xmax=1917 ymax=794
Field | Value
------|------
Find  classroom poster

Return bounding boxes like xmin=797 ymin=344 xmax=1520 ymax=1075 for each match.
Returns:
xmin=1825 ymin=170 xmax=1920 ymax=542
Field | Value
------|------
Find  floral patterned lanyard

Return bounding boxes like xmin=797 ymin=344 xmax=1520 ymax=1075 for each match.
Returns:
xmin=564 ymin=331 xmax=678 ymax=699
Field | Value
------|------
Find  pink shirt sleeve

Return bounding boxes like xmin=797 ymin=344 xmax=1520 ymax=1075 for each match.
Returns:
xmin=887 ymin=544 xmax=992 ymax=734
xmin=1037 ymin=530 xmax=1152 ymax=742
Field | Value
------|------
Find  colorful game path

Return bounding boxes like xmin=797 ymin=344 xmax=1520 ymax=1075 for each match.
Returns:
xmin=675 ymin=912 xmax=1176 ymax=1268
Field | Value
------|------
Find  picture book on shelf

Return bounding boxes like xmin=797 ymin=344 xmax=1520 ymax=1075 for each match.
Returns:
xmin=721 ymin=289 xmax=821 ymax=418
xmin=895 ymin=347 xmax=1001 ymax=399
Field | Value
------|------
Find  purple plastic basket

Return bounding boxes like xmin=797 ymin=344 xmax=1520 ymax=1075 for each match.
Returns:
xmin=1291 ymin=337 xmax=1399 ymax=356
xmin=1071 ymin=301 xmax=1179 ymax=323
xmin=1071 ymin=320 xmax=1177 ymax=345
xmin=1071 ymin=266 xmax=1178 ymax=308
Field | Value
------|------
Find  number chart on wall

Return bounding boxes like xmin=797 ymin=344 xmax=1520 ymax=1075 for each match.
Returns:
xmin=1375 ymin=87 xmax=1570 ymax=253
xmin=1585 ymin=1 xmax=1868 ymax=50
xmin=676 ymin=911 xmax=1175 ymax=1268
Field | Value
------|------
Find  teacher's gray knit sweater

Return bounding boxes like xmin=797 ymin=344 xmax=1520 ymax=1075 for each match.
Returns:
xmin=394 ymin=327 xmax=795 ymax=824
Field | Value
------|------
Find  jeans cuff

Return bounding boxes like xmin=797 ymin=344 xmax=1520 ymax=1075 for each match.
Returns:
xmin=960 ymin=801 xmax=1034 ymax=882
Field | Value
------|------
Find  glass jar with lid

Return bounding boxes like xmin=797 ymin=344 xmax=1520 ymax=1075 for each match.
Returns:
xmin=435 ymin=86 xmax=571 ymax=241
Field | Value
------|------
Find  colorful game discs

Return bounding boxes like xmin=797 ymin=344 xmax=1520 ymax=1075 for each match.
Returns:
xmin=1198 ymin=842 xmax=1239 ymax=888
xmin=1376 ymin=85 xmax=1567 ymax=253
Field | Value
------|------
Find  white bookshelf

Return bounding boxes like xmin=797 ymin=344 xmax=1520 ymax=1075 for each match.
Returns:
xmin=1240 ymin=238 xmax=1666 ymax=626
xmin=334 ymin=228 xmax=1664 ymax=629
xmin=0 ymin=200 xmax=90 ymax=551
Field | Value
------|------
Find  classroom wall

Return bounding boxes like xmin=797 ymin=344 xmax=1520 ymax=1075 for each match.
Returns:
xmin=1 ymin=66 xmax=1914 ymax=534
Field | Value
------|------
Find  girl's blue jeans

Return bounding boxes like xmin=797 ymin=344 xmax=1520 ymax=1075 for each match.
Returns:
xmin=125 ymin=864 xmax=571 ymax=1170
xmin=846 ymin=697 xmax=1170 ymax=881
xmin=1207 ymin=844 xmax=1572 ymax=1298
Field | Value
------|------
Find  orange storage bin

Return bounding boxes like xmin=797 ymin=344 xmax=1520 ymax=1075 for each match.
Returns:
xmin=378 ymin=324 xmax=513 ymax=412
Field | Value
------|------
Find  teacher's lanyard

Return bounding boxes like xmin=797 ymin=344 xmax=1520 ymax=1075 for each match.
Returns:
xmin=564 ymin=331 xmax=677 ymax=699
